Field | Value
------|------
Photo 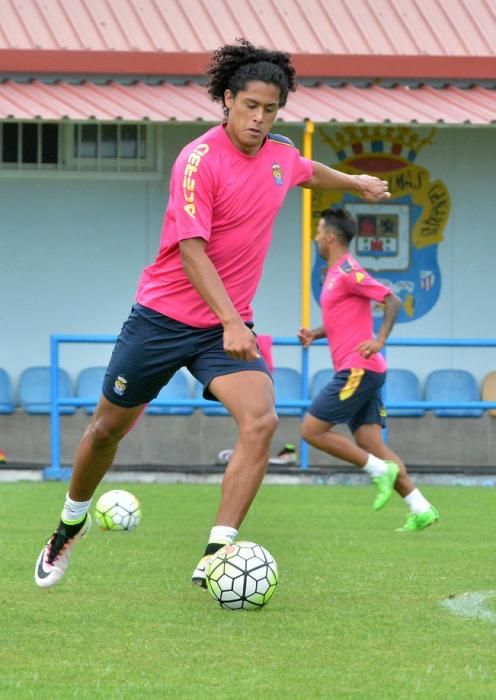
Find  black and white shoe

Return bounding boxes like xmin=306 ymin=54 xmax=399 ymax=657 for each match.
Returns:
xmin=35 ymin=515 xmax=92 ymax=588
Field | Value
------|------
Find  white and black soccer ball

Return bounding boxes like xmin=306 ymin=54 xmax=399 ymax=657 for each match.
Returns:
xmin=95 ymin=489 xmax=141 ymax=532
xmin=206 ymin=541 xmax=279 ymax=610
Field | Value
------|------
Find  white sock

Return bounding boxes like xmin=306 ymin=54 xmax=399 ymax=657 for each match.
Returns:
xmin=209 ymin=526 xmax=238 ymax=545
xmin=404 ymin=488 xmax=431 ymax=515
xmin=61 ymin=493 xmax=92 ymax=525
xmin=362 ymin=454 xmax=388 ymax=478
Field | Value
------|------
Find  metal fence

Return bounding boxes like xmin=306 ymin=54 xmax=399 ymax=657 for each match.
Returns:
xmin=45 ymin=334 xmax=496 ymax=479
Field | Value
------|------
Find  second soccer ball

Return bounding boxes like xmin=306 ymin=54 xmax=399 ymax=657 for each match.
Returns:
xmin=95 ymin=489 xmax=141 ymax=532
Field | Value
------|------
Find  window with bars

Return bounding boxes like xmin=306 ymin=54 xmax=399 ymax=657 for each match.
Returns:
xmin=68 ymin=123 xmax=155 ymax=171
xmin=1 ymin=122 xmax=59 ymax=167
xmin=0 ymin=122 xmax=156 ymax=172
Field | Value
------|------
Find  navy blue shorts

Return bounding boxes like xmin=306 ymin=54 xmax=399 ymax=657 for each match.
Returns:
xmin=308 ymin=368 xmax=387 ymax=433
xmin=102 ymin=304 xmax=271 ymax=407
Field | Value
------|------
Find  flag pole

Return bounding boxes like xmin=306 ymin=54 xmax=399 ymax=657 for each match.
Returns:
xmin=301 ymin=119 xmax=314 ymax=328
xmin=299 ymin=119 xmax=314 ymax=470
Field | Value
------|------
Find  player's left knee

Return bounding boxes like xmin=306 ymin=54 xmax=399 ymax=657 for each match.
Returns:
xmin=240 ymin=410 xmax=278 ymax=442
xmin=258 ymin=410 xmax=278 ymax=438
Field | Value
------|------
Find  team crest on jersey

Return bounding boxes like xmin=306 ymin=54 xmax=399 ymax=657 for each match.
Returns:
xmin=113 ymin=375 xmax=128 ymax=396
xmin=340 ymin=260 xmax=353 ymax=274
xmin=272 ymin=163 xmax=283 ymax=185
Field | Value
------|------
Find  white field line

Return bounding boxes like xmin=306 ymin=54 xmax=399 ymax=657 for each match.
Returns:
xmin=441 ymin=591 xmax=496 ymax=623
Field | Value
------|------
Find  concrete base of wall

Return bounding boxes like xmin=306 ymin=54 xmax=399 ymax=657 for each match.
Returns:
xmin=1 ymin=411 xmax=496 ymax=469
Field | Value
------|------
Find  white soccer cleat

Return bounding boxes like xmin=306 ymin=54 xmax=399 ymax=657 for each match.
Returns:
xmin=35 ymin=514 xmax=92 ymax=588
xmin=191 ymin=554 xmax=213 ymax=589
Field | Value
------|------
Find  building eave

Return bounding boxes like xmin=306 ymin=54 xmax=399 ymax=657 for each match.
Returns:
xmin=1 ymin=50 xmax=496 ymax=81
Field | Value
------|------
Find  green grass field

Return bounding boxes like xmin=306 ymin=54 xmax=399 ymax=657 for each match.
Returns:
xmin=2 ymin=482 xmax=495 ymax=699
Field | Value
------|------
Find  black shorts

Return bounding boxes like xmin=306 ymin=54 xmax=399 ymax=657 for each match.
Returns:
xmin=102 ymin=304 xmax=271 ymax=407
xmin=308 ymin=368 xmax=387 ymax=433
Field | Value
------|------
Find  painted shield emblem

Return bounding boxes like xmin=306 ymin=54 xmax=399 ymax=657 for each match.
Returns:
xmin=311 ymin=126 xmax=450 ymax=329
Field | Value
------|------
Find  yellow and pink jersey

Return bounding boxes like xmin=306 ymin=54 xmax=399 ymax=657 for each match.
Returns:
xmin=321 ymin=253 xmax=391 ymax=373
xmin=137 ymin=124 xmax=313 ymax=328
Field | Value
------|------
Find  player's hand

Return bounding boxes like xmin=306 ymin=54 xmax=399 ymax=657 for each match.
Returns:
xmin=356 ymin=339 xmax=383 ymax=358
xmin=297 ymin=327 xmax=314 ymax=348
xmin=223 ymin=319 xmax=260 ymax=361
xmin=356 ymin=174 xmax=391 ymax=202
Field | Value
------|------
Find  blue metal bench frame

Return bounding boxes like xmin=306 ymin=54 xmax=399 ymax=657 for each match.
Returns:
xmin=45 ymin=334 xmax=496 ymax=479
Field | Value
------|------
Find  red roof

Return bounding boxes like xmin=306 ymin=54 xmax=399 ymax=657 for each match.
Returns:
xmin=2 ymin=0 xmax=495 ymax=56
xmin=0 ymin=80 xmax=494 ymax=125
xmin=1 ymin=0 xmax=496 ymax=79
xmin=1 ymin=0 xmax=495 ymax=126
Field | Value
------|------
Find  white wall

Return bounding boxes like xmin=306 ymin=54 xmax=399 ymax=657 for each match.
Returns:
xmin=386 ymin=127 xmax=496 ymax=385
xmin=1 ymin=123 xmax=495 ymax=399
xmin=2 ymin=174 xmax=164 ymax=384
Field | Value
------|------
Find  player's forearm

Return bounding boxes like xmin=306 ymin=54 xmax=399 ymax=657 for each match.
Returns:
xmin=376 ymin=293 xmax=401 ymax=345
xmin=301 ymin=162 xmax=390 ymax=202
xmin=311 ymin=326 xmax=327 ymax=340
xmin=301 ymin=161 xmax=364 ymax=192
xmin=179 ymin=239 xmax=241 ymax=326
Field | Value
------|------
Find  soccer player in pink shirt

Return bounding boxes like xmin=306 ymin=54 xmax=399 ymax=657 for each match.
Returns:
xmin=35 ymin=40 xmax=392 ymax=589
xmin=298 ymin=208 xmax=439 ymax=531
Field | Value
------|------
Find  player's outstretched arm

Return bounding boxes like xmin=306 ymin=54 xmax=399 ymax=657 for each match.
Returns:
xmin=301 ymin=161 xmax=390 ymax=203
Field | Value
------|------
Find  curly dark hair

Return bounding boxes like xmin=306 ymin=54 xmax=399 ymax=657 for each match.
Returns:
xmin=206 ymin=38 xmax=297 ymax=115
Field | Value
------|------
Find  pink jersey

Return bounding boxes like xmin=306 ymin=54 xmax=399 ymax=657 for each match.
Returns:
xmin=137 ymin=124 xmax=313 ymax=327
xmin=320 ymin=253 xmax=391 ymax=372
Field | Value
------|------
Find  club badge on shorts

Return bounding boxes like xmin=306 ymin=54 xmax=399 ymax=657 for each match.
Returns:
xmin=113 ymin=375 xmax=128 ymax=396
